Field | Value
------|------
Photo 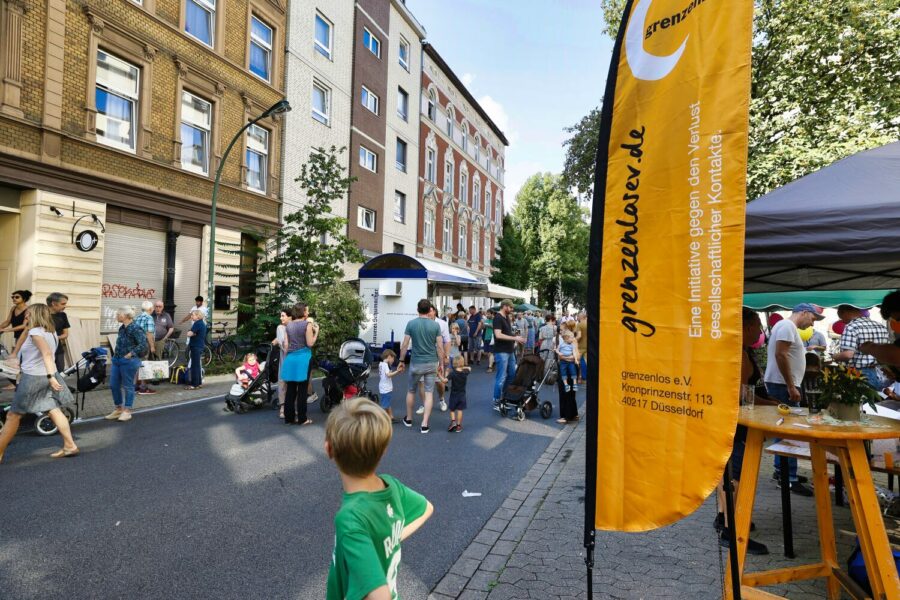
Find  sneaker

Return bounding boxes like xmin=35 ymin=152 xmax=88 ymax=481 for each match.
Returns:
xmin=492 ymin=401 xmax=501 ymax=413
xmin=790 ymin=482 xmax=814 ymax=497
xmin=117 ymin=411 xmax=133 ymax=422
xmin=447 ymin=420 xmax=457 ymax=432
xmin=420 ymin=425 xmax=430 ymax=434
xmin=137 ymin=388 xmax=156 ymax=396
xmin=439 ymin=399 xmax=448 ymax=412
xmin=307 ymin=393 xmax=319 ymax=404
xmin=564 ymin=384 xmax=572 ymax=393
xmin=104 ymin=410 xmax=123 ymax=420
xmin=719 ymin=530 xmax=769 ymax=555
xmin=415 ymin=405 xmax=425 ymax=415
xmin=455 ymin=424 xmax=462 ymax=433
xmin=402 ymin=418 xmax=412 ymax=428
xmin=572 ymin=384 xmax=579 ymax=392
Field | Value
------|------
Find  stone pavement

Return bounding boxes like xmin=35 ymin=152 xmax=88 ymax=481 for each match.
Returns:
xmin=431 ymin=410 xmax=883 ymax=599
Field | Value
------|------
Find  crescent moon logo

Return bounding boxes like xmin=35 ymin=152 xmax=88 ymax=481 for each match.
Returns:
xmin=624 ymin=0 xmax=689 ymax=81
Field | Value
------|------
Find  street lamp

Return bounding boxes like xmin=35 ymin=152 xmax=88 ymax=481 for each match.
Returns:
xmin=206 ymin=99 xmax=291 ymax=327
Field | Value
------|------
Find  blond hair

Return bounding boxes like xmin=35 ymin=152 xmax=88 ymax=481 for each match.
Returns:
xmin=562 ymin=330 xmax=575 ymax=342
xmin=452 ymin=355 xmax=466 ymax=369
xmin=326 ymin=397 xmax=392 ymax=477
xmin=26 ymin=303 xmax=56 ymax=334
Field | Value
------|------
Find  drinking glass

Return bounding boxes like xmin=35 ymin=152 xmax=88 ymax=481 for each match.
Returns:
xmin=741 ymin=384 xmax=755 ymax=409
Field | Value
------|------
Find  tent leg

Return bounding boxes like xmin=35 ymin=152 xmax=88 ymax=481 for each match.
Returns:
xmin=585 ymin=528 xmax=595 ymax=598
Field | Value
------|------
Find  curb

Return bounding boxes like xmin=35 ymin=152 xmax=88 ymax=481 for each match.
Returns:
xmin=429 ymin=410 xmax=585 ymax=599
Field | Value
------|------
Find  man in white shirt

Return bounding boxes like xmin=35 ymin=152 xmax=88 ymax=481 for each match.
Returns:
xmin=180 ymin=296 xmax=209 ymax=324
xmin=764 ymin=303 xmax=822 ymax=496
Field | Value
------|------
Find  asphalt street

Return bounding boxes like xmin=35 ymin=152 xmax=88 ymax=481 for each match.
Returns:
xmin=0 ymin=366 xmax=581 ymax=599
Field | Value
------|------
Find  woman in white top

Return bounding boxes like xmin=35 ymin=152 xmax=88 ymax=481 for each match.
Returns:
xmin=0 ymin=303 xmax=79 ymax=463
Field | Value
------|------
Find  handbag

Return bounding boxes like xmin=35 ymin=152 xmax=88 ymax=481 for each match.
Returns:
xmin=53 ymin=372 xmax=75 ymax=407
xmin=140 ymin=360 xmax=170 ymax=382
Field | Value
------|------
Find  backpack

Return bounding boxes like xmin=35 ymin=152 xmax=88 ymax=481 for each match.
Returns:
xmin=170 ymin=365 xmax=186 ymax=385
xmin=77 ymin=360 xmax=107 ymax=392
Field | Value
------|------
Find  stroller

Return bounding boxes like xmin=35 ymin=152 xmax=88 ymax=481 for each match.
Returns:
xmin=498 ymin=351 xmax=554 ymax=421
xmin=319 ymin=338 xmax=376 ymax=413
xmin=224 ymin=345 xmax=279 ymax=414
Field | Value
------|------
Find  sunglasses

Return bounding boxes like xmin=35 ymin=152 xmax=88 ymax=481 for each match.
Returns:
xmin=11 ymin=295 xmax=21 ymax=299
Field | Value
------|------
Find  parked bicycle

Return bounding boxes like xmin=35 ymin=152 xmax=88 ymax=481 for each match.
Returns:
xmin=204 ymin=321 xmax=240 ymax=367
xmin=156 ymin=330 xmax=182 ymax=368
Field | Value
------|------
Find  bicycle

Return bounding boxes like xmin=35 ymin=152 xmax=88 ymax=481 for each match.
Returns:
xmin=205 ymin=321 xmax=239 ymax=366
xmin=155 ymin=332 xmax=182 ymax=368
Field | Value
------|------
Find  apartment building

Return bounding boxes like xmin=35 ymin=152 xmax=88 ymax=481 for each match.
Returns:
xmin=0 ymin=0 xmax=287 ymax=339
xmin=417 ymin=42 xmax=508 ymax=281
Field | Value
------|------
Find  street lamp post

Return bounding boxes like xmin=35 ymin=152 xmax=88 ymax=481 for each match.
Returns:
xmin=207 ymin=99 xmax=291 ymax=328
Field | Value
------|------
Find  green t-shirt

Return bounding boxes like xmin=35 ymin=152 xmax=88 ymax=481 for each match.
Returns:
xmin=404 ymin=317 xmax=441 ymax=365
xmin=326 ymin=474 xmax=428 ymax=600
xmin=483 ymin=320 xmax=494 ymax=343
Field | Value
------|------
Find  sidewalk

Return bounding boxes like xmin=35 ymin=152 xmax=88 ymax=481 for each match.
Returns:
xmin=431 ymin=411 xmax=868 ymax=599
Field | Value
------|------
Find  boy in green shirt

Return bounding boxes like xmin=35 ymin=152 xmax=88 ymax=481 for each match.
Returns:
xmin=325 ymin=397 xmax=434 ymax=599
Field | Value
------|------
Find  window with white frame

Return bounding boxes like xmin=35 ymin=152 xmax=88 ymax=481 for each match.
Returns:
xmin=425 ymin=148 xmax=436 ymax=183
xmin=424 ymin=207 xmax=435 ymax=246
xmin=486 ymin=189 xmax=492 ymax=220
xmin=397 ymin=87 xmax=409 ymax=121
xmin=358 ymin=206 xmax=376 ymax=231
xmin=496 ymin=199 xmax=502 ymax=220
xmin=180 ymin=91 xmax=211 ymax=175
xmin=484 ymin=234 xmax=490 ymax=264
xmin=398 ymin=36 xmax=410 ymax=70
xmin=311 ymin=80 xmax=330 ymax=124
xmin=442 ymin=216 xmax=452 ymax=252
xmin=474 ymin=136 xmax=481 ymax=161
xmin=393 ymin=191 xmax=406 ymax=223
xmin=427 ymin=90 xmax=436 ymax=121
xmin=95 ymin=51 xmax=140 ymax=153
xmin=444 ymin=161 xmax=453 ymax=195
xmin=472 ymin=229 xmax=479 ymax=264
xmin=361 ymin=86 xmax=379 ymax=115
xmin=359 ymin=145 xmax=377 ymax=172
xmin=460 ymin=172 xmax=468 ymax=205
xmin=473 ymin=179 xmax=480 ymax=211
xmin=249 ymin=16 xmax=273 ymax=82
xmin=395 ymin=138 xmax=407 ymax=172
xmin=185 ymin=0 xmax=215 ymax=47
xmin=446 ymin=108 xmax=454 ymax=138
xmin=246 ymin=124 xmax=269 ymax=193
xmin=314 ymin=13 xmax=332 ymax=59
xmin=461 ymin=128 xmax=468 ymax=152
xmin=458 ymin=222 xmax=467 ymax=258
xmin=363 ymin=28 xmax=380 ymax=57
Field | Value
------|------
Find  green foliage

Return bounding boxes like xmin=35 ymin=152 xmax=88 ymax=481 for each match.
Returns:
xmin=573 ymin=0 xmax=899 ymax=201
xmin=561 ymin=108 xmax=602 ymax=198
xmin=491 ymin=214 xmax=529 ymax=290
xmin=308 ymin=281 xmax=366 ymax=358
xmin=232 ymin=146 xmax=364 ymax=343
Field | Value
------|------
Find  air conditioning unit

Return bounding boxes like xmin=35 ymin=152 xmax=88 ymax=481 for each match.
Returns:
xmin=378 ymin=280 xmax=402 ymax=296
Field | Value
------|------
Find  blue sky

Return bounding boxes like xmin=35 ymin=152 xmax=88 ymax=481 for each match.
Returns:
xmin=406 ymin=0 xmax=615 ymax=208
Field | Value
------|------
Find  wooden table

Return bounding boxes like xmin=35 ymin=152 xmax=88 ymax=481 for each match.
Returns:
xmin=726 ymin=406 xmax=900 ymax=599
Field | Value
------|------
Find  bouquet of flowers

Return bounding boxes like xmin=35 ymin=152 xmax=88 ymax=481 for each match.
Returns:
xmin=820 ymin=364 xmax=879 ymax=411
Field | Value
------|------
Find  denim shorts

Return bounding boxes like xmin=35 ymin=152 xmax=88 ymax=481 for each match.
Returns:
xmin=407 ymin=362 xmax=438 ymax=393
xmin=379 ymin=391 xmax=392 ymax=410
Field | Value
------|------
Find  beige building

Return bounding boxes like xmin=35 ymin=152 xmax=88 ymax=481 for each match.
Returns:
xmin=0 ymin=0 xmax=287 ymax=350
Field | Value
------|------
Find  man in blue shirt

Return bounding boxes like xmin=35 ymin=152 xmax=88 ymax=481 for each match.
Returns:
xmin=467 ymin=305 xmax=483 ymax=365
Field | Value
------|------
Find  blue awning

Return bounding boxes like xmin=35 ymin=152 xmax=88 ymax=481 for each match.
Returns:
xmin=358 ymin=254 xmax=485 ymax=287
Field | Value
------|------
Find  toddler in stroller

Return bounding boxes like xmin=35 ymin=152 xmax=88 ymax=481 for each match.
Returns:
xmin=498 ymin=352 xmax=554 ymax=421
xmin=224 ymin=348 xmax=278 ymax=414
xmin=319 ymin=338 xmax=377 ymax=413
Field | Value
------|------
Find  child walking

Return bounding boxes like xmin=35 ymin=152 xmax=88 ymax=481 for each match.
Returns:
xmin=325 ymin=397 xmax=434 ymax=600
xmin=378 ymin=349 xmax=404 ymax=423
xmin=447 ymin=355 xmax=470 ymax=432
xmin=556 ymin=331 xmax=580 ymax=392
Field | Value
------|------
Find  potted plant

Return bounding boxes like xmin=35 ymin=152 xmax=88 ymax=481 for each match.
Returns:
xmin=820 ymin=364 xmax=879 ymax=421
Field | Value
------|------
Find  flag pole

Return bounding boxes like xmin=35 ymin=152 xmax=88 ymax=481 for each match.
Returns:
xmin=723 ymin=459 xmax=742 ymax=599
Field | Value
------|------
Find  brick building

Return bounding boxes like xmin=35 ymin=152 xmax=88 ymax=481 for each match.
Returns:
xmin=417 ymin=42 xmax=508 ymax=284
xmin=0 ymin=0 xmax=287 ymax=341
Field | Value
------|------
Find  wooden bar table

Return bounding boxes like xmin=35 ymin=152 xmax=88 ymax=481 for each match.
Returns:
xmin=726 ymin=406 xmax=900 ymax=599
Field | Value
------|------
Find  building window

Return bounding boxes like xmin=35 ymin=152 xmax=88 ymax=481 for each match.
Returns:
xmin=458 ymin=223 xmax=467 ymax=258
xmin=475 ymin=136 xmax=481 ymax=162
xmin=185 ymin=0 xmax=215 ymax=47
xmin=444 ymin=161 xmax=453 ymax=195
xmin=461 ymin=129 xmax=468 ymax=152
xmin=359 ymin=145 xmax=377 ymax=172
xmin=180 ymin=91 xmax=211 ymax=175
xmin=425 ymin=148 xmax=436 ymax=183
xmin=95 ymin=51 xmax=140 ymax=153
xmin=398 ymin=36 xmax=410 ymax=70
xmin=446 ymin=109 xmax=453 ymax=138
xmin=361 ymin=86 xmax=379 ymax=115
xmin=358 ymin=206 xmax=376 ymax=232
xmin=442 ymin=217 xmax=452 ymax=252
xmin=397 ymin=87 xmax=409 ymax=121
xmin=246 ymin=124 xmax=268 ymax=193
xmin=472 ymin=229 xmax=479 ymax=264
xmin=424 ymin=208 xmax=435 ymax=246
xmin=249 ymin=16 xmax=273 ymax=82
xmin=460 ymin=172 xmax=468 ymax=205
xmin=311 ymin=80 xmax=330 ymax=124
xmin=486 ymin=189 xmax=492 ymax=220
xmin=314 ymin=13 xmax=332 ymax=59
xmin=496 ymin=199 xmax=502 ymax=220
xmin=395 ymin=138 xmax=407 ymax=172
xmin=363 ymin=28 xmax=380 ymax=58
xmin=427 ymin=90 xmax=436 ymax=121
xmin=393 ymin=191 xmax=406 ymax=223
xmin=393 ymin=242 xmax=405 ymax=254
xmin=473 ymin=179 xmax=480 ymax=211
xmin=484 ymin=235 xmax=490 ymax=264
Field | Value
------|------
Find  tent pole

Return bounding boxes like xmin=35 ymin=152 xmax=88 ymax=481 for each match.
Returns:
xmin=723 ymin=458 xmax=742 ymax=599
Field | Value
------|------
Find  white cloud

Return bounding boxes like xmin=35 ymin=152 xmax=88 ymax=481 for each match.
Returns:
xmin=461 ymin=72 xmax=476 ymax=88
xmin=477 ymin=95 xmax=518 ymax=147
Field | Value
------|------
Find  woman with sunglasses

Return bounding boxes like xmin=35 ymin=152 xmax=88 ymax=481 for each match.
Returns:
xmin=1 ymin=290 xmax=32 ymax=343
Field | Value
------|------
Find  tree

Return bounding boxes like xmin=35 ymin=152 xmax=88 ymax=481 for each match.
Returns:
xmin=308 ymin=281 xmax=366 ymax=358
xmin=571 ymin=0 xmax=899 ymax=201
xmin=491 ymin=214 xmax=528 ymax=290
xmin=235 ymin=146 xmax=364 ymax=342
xmin=561 ymin=107 xmax=602 ymax=198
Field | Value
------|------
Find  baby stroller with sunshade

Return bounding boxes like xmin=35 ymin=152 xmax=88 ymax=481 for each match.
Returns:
xmin=498 ymin=352 xmax=554 ymax=421
xmin=319 ymin=337 xmax=376 ymax=413
xmin=224 ymin=345 xmax=279 ymax=414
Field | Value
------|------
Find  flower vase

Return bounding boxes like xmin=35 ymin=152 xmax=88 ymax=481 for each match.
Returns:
xmin=828 ymin=401 xmax=861 ymax=421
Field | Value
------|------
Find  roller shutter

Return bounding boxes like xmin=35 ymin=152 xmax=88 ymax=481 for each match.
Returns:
xmin=173 ymin=233 xmax=202 ymax=338
xmin=100 ymin=223 xmax=166 ymax=333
